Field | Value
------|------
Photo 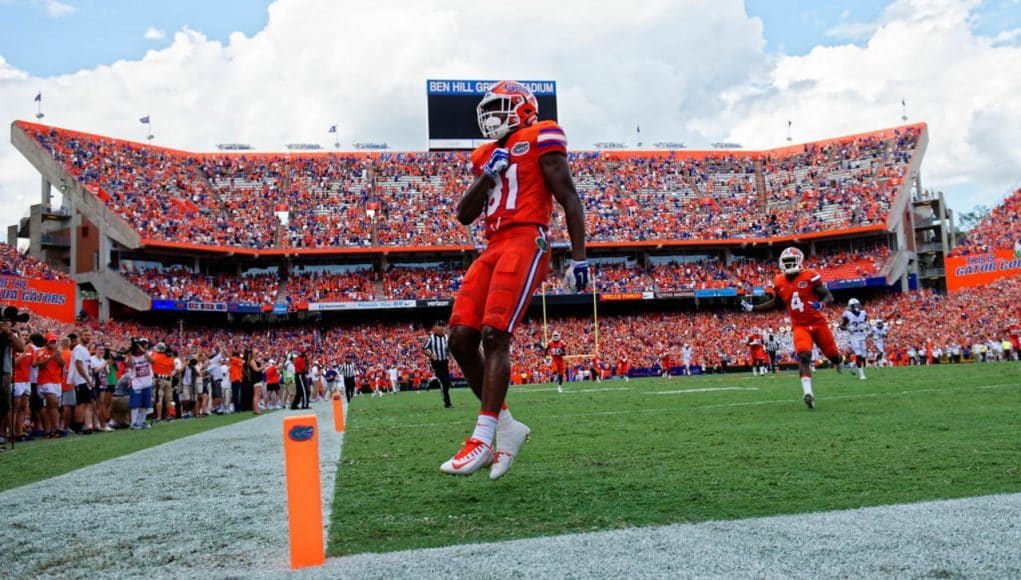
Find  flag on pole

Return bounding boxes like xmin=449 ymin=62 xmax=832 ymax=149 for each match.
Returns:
xmin=787 ymin=120 xmax=792 ymax=128
xmin=636 ymin=124 xmax=641 ymax=134
xmin=328 ymin=125 xmax=337 ymax=133
xmin=901 ymin=98 xmax=906 ymax=107
xmin=34 ymin=92 xmax=42 ymax=102
xmin=140 ymin=116 xmax=150 ymax=124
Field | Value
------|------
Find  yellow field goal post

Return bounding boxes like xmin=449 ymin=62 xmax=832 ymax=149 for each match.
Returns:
xmin=540 ymin=268 xmax=599 ymax=361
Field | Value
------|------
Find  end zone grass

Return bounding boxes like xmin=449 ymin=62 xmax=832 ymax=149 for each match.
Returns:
xmin=0 ymin=413 xmax=253 ymax=492
xmin=329 ymin=364 xmax=1021 ymax=556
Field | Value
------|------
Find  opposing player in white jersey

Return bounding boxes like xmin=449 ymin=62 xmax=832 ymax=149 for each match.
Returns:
xmin=680 ymin=344 xmax=693 ymax=376
xmin=871 ymin=319 xmax=889 ymax=367
xmin=840 ymin=298 xmax=869 ymax=380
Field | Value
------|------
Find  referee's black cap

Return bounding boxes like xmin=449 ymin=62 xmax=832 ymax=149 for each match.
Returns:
xmin=433 ymin=320 xmax=446 ymax=327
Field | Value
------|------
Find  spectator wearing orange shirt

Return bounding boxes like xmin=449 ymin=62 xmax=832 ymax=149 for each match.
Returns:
xmin=228 ymin=352 xmax=244 ymax=413
xmin=151 ymin=343 xmax=177 ymax=421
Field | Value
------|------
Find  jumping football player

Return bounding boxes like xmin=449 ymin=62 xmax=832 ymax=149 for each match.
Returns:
xmin=442 ymin=80 xmax=588 ymax=479
xmin=742 ymin=247 xmax=842 ymax=409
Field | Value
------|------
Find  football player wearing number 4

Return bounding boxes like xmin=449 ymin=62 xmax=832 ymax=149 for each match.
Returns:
xmin=442 ymin=81 xmax=588 ymax=479
xmin=742 ymin=247 xmax=842 ymax=409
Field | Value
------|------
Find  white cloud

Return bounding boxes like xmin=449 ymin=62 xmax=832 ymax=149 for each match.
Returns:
xmin=0 ymin=55 xmax=29 ymax=81
xmin=825 ymin=20 xmax=879 ymax=41
xmin=34 ymin=0 xmax=74 ymax=18
xmin=991 ymin=27 xmax=1021 ymax=45
xmin=144 ymin=27 xmax=167 ymax=41
xmin=0 ymin=0 xmax=1016 ymax=226
xmin=702 ymin=0 xmax=1021 ymax=212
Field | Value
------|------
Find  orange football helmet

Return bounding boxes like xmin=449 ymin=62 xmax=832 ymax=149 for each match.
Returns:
xmin=477 ymin=80 xmax=539 ymax=140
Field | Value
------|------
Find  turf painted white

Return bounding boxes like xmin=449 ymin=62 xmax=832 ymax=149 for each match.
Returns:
xmin=2 ymin=400 xmax=1018 ymax=579
xmin=0 ymin=404 xmax=343 ymax=578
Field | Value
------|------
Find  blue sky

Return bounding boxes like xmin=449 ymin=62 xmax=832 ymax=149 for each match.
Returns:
xmin=746 ymin=0 xmax=889 ymax=53
xmin=2 ymin=0 xmax=1019 ymax=75
xmin=0 ymin=0 xmax=1019 ymax=219
xmin=0 ymin=0 xmax=271 ymax=76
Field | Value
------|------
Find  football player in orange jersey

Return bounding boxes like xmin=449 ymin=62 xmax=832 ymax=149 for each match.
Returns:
xmin=742 ymin=247 xmax=842 ymax=409
xmin=443 ymin=81 xmax=587 ymax=479
xmin=545 ymin=330 xmax=568 ymax=393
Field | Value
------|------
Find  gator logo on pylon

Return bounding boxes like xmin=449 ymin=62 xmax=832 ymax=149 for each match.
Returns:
xmin=288 ymin=425 xmax=315 ymax=442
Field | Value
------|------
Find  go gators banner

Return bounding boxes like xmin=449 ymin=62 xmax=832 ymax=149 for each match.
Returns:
xmin=945 ymin=248 xmax=1021 ymax=292
xmin=0 ymin=275 xmax=76 ymax=322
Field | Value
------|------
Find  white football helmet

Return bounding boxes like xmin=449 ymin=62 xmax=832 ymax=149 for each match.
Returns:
xmin=779 ymin=247 xmax=804 ymax=275
xmin=552 ymin=331 xmax=561 ymax=341
xmin=848 ymin=298 xmax=862 ymax=313
xmin=476 ymin=81 xmax=539 ymax=140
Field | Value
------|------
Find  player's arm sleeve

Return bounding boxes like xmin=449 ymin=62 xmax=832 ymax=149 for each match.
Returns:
xmin=536 ymin=124 xmax=568 ymax=157
xmin=815 ymin=281 xmax=835 ymax=305
xmin=469 ymin=148 xmax=486 ymax=176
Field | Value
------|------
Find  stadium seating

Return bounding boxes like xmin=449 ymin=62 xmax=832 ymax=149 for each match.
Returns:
xmin=115 ymin=244 xmax=891 ymax=304
xmin=949 ymin=187 xmax=1021 ymax=256
xmin=0 ymin=242 xmax=71 ymax=281
xmin=122 ymin=266 xmax=279 ymax=304
xmin=286 ymin=268 xmax=378 ymax=304
xmin=19 ymin=122 xmax=921 ymax=250
xmin=38 ymin=276 xmax=1017 ymax=391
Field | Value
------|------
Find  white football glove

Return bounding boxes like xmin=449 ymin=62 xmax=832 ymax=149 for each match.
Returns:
xmin=482 ymin=148 xmax=510 ymax=181
xmin=741 ymin=300 xmax=754 ymax=312
xmin=563 ymin=260 xmax=589 ymax=293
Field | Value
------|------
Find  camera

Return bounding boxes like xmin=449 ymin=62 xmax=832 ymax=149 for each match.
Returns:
xmin=1 ymin=306 xmax=30 ymax=325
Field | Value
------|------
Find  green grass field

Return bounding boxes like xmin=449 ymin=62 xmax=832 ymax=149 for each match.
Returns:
xmin=329 ymin=364 xmax=1021 ymax=556
xmin=0 ymin=413 xmax=253 ymax=492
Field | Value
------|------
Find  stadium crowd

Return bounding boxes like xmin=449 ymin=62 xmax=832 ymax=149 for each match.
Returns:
xmin=286 ymin=268 xmax=378 ymax=304
xmin=3 ymin=272 xmax=1017 ymax=445
xmin=120 ymin=244 xmax=891 ymax=304
xmin=0 ymin=243 xmax=71 ymax=281
xmin=950 ymin=186 xmax=1021 ymax=256
xmin=122 ymin=266 xmax=280 ymax=304
xmin=21 ymin=122 xmax=920 ymax=250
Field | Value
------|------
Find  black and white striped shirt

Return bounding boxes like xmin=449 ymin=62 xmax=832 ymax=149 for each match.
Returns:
xmin=339 ymin=362 xmax=357 ymax=379
xmin=423 ymin=334 xmax=449 ymax=362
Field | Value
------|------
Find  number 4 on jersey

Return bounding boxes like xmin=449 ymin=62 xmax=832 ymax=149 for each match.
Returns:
xmin=487 ymin=164 xmax=519 ymax=216
xmin=789 ymin=291 xmax=804 ymax=312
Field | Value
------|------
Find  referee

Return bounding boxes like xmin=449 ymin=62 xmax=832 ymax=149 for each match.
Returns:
xmin=765 ymin=327 xmax=780 ymax=374
xmin=340 ymin=354 xmax=358 ymax=403
xmin=422 ymin=321 xmax=453 ymax=408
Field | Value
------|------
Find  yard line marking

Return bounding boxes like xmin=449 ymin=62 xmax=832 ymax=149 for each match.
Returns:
xmin=351 ymin=382 xmax=1021 ymax=431
xmin=525 ymin=387 xmax=631 ymax=393
xmin=652 ymin=387 xmax=760 ymax=395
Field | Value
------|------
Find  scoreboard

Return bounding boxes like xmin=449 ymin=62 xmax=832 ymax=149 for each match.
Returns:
xmin=426 ymin=79 xmax=558 ymax=150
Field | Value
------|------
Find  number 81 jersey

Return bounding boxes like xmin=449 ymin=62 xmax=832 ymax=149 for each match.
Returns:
xmin=771 ymin=269 xmax=828 ymax=326
xmin=470 ymin=120 xmax=567 ymax=239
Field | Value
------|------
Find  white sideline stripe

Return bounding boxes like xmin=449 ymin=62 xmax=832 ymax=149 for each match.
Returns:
xmin=653 ymin=387 xmax=760 ymax=395
xmin=358 ymin=382 xmax=1020 ymax=430
xmin=527 ymin=387 xmax=630 ymax=393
